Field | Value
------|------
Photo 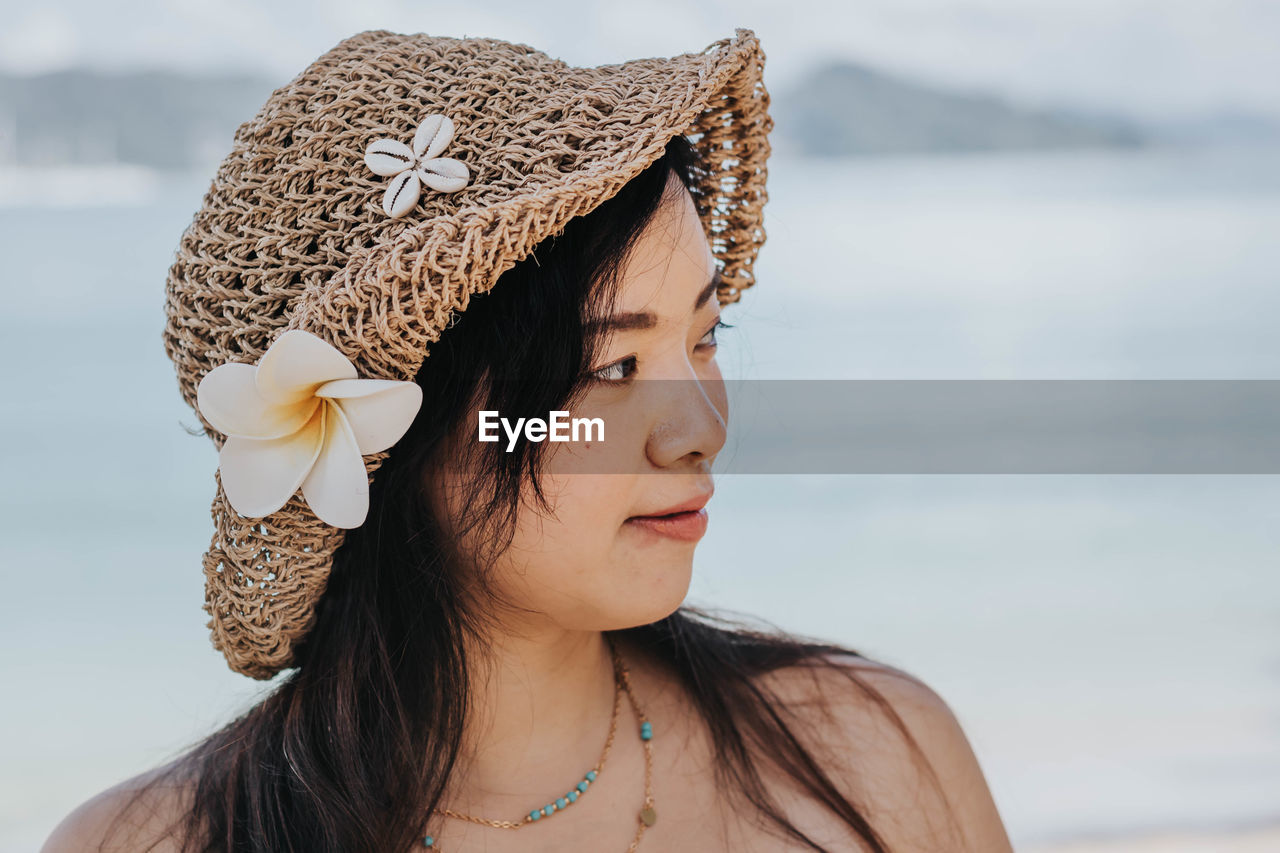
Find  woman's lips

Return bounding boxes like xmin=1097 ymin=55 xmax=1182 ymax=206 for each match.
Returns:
xmin=624 ymin=508 xmax=709 ymax=542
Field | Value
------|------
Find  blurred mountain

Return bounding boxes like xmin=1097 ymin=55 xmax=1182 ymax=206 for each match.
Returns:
xmin=0 ymin=69 xmax=277 ymax=170
xmin=1141 ymin=109 xmax=1280 ymax=145
xmin=0 ymin=65 xmax=1274 ymax=171
xmin=772 ymin=60 xmax=1151 ymax=156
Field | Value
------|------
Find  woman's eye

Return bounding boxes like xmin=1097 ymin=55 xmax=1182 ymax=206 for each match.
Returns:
xmin=697 ymin=319 xmax=732 ymax=349
xmin=590 ymin=355 xmax=638 ymax=383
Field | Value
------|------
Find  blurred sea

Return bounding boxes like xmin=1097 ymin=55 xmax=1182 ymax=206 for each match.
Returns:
xmin=2 ymin=141 xmax=1279 ymax=850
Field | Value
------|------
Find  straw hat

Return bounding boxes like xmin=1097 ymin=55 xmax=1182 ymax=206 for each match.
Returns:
xmin=162 ymin=27 xmax=773 ymax=679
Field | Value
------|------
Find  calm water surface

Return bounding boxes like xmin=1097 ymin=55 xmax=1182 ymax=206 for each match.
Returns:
xmin=2 ymin=142 xmax=1278 ymax=849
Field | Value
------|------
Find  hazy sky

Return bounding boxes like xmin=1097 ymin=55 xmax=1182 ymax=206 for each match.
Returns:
xmin=2 ymin=0 xmax=1278 ymax=120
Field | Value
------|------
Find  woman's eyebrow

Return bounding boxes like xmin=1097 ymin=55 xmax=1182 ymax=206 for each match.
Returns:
xmin=588 ymin=268 xmax=722 ymax=333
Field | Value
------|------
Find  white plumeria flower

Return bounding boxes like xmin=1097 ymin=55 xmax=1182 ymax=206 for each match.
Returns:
xmin=196 ymin=330 xmax=423 ymax=529
xmin=363 ymin=113 xmax=471 ymax=219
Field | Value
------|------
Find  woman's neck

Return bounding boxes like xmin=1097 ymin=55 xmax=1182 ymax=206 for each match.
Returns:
xmin=447 ymin=627 xmax=616 ymax=810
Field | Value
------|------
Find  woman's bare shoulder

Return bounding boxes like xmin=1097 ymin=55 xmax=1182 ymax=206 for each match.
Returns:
xmin=753 ymin=651 xmax=1013 ymax=853
xmin=40 ymin=758 xmax=195 ymax=853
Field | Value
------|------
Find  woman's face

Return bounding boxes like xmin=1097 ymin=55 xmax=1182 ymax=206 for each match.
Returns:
xmin=437 ymin=171 xmax=729 ymax=634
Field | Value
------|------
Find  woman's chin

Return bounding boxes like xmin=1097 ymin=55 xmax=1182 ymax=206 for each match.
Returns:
xmin=613 ymin=555 xmax=695 ymax=625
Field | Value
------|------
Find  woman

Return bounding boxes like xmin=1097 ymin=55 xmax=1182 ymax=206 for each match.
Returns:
xmin=43 ymin=28 xmax=1011 ymax=852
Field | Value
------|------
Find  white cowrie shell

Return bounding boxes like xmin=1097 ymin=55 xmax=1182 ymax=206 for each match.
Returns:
xmin=413 ymin=114 xmax=455 ymax=161
xmin=383 ymin=169 xmax=422 ymax=219
xmin=417 ymin=158 xmax=470 ymax=193
xmin=364 ymin=139 xmax=415 ymax=176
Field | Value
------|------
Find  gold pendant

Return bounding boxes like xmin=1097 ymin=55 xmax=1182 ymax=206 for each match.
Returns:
xmin=639 ymin=806 xmax=657 ymax=827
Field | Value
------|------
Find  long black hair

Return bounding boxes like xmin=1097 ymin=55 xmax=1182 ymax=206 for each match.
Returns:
xmin=111 ymin=133 xmax=938 ymax=852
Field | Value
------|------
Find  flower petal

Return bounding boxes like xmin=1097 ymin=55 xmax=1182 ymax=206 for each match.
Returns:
xmin=218 ymin=405 xmax=325 ymax=518
xmin=412 ymin=114 xmax=455 ymax=160
xmin=197 ymin=361 xmax=320 ymax=439
xmin=255 ymin=329 xmax=357 ymax=405
xmin=316 ymin=378 xmax=423 ymax=454
xmin=364 ymin=138 xmax=415 ymax=176
xmin=301 ymin=402 xmax=369 ymax=528
xmin=417 ymin=158 xmax=469 ymax=193
xmin=383 ymin=169 xmax=421 ymax=219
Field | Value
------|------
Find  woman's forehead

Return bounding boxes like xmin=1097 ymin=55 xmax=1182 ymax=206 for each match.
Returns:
xmin=613 ymin=183 xmax=716 ymax=315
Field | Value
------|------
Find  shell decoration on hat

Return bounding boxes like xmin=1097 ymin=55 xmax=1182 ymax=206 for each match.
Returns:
xmin=363 ymin=114 xmax=471 ymax=218
xmin=195 ymin=330 xmax=423 ymax=529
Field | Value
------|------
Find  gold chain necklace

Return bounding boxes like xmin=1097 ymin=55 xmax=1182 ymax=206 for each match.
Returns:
xmin=422 ymin=634 xmax=657 ymax=850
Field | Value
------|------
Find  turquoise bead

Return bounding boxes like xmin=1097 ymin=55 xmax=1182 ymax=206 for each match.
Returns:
xmin=568 ymin=790 xmax=579 ymax=802
xmin=546 ymin=802 xmax=557 ymax=815
xmin=556 ymin=797 xmax=567 ymax=809
xmin=640 ymin=721 xmax=653 ymax=740
xmin=586 ymin=770 xmax=598 ymax=781
xmin=577 ymin=781 xmax=589 ymax=792
xmin=423 ymin=836 xmax=434 ymax=847
xmin=530 ymin=810 xmax=541 ymax=821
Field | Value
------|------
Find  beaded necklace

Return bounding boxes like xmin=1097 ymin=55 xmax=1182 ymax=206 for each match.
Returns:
xmin=423 ymin=635 xmax=657 ymax=850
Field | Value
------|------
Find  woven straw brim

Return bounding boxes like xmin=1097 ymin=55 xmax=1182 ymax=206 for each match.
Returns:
xmin=163 ymin=27 xmax=772 ymax=679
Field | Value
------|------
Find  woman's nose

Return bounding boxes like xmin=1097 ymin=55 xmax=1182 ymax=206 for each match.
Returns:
xmin=643 ymin=374 xmax=728 ymax=470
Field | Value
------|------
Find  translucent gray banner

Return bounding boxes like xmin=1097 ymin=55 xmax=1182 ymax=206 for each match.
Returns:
xmin=475 ymin=380 xmax=1280 ymax=474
